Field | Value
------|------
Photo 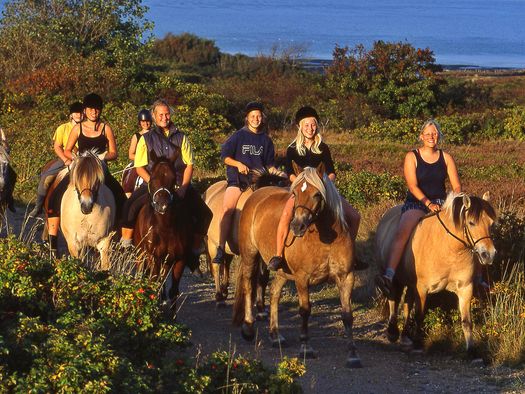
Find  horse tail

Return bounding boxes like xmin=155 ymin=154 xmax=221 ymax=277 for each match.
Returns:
xmin=232 ymin=263 xmax=246 ymax=326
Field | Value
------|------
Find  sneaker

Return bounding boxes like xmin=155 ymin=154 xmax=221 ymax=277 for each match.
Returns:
xmin=353 ymin=258 xmax=369 ymax=271
xmin=375 ymin=274 xmax=392 ymax=297
xmin=267 ymin=256 xmax=283 ymax=271
xmin=212 ymin=246 xmax=225 ymax=265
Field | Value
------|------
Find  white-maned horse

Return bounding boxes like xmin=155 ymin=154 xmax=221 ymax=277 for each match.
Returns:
xmin=61 ymin=150 xmax=115 ymax=268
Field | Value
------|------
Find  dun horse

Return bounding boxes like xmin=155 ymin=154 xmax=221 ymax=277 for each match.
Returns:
xmin=232 ymin=164 xmax=362 ymax=367
xmin=204 ymin=169 xmax=288 ymax=307
xmin=375 ymin=192 xmax=496 ymax=352
xmin=61 ymin=150 xmax=115 ymax=268
xmin=134 ymin=150 xmax=193 ymax=314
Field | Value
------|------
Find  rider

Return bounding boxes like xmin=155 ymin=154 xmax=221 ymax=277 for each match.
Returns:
xmin=47 ymin=93 xmax=126 ymax=254
xmin=28 ymin=101 xmax=83 ymax=217
xmin=375 ymin=119 xmax=461 ymax=296
xmin=212 ymin=101 xmax=281 ymax=265
xmin=266 ymin=106 xmax=364 ymax=271
xmin=120 ymin=99 xmax=212 ymax=263
xmin=122 ymin=109 xmax=152 ymax=197
xmin=0 ymin=126 xmax=16 ymax=212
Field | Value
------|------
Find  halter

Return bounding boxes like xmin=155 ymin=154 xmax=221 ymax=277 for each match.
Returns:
xmin=75 ymin=186 xmax=99 ymax=204
xmin=148 ymin=182 xmax=178 ymax=214
xmin=435 ymin=210 xmax=492 ymax=256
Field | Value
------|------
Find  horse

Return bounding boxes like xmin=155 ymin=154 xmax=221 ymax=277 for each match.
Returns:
xmin=0 ymin=143 xmax=11 ymax=220
xmin=375 ymin=192 xmax=496 ymax=353
xmin=133 ymin=149 xmax=193 ymax=315
xmin=60 ymin=150 xmax=115 ymax=269
xmin=204 ymin=168 xmax=288 ymax=308
xmin=232 ymin=163 xmax=362 ymax=368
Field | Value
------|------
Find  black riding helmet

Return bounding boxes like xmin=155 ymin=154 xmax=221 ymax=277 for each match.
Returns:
xmin=295 ymin=106 xmax=319 ymax=125
xmin=244 ymin=101 xmax=264 ymax=116
xmin=137 ymin=108 xmax=152 ymax=123
xmin=83 ymin=93 xmax=103 ymax=110
xmin=69 ymin=101 xmax=84 ymax=114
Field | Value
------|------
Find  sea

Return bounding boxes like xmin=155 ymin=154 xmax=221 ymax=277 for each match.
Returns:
xmin=1 ymin=0 xmax=524 ymax=68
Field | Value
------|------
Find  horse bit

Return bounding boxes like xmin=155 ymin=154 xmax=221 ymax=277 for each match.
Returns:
xmin=149 ymin=182 xmax=179 ymax=214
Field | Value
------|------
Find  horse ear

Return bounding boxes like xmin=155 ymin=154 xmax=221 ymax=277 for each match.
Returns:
xmin=462 ymin=194 xmax=471 ymax=210
xmin=316 ymin=161 xmax=326 ymax=178
xmin=292 ymin=160 xmax=303 ymax=176
xmin=482 ymin=191 xmax=491 ymax=202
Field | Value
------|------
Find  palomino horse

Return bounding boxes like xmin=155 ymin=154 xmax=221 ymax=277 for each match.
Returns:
xmin=375 ymin=192 xmax=496 ymax=353
xmin=60 ymin=150 xmax=115 ymax=268
xmin=233 ymin=163 xmax=362 ymax=367
xmin=204 ymin=169 xmax=288 ymax=307
xmin=0 ymin=143 xmax=11 ymax=220
xmin=134 ymin=149 xmax=193 ymax=314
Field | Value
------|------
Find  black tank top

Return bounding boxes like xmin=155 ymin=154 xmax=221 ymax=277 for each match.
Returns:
xmin=78 ymin=123 xmax=108 ymax=155
xmin=406 ymin=149 xmax=447 ymax=202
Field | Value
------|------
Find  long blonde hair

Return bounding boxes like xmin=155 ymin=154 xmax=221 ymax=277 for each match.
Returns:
xmin=292 ymin=118 xmax=322 ymax=156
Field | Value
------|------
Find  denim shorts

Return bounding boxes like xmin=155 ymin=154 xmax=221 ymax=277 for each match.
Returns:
xmin=401 ymin=198 xmax=445 ymax=214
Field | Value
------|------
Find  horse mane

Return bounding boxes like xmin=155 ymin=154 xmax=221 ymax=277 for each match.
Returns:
xmin=442 ymin=191 xmax=497 ymax=230
xmin=250 ymin=167 xmax=289 ymax=190
xmin=290 ymin=167 xmax=347 ymax=231
xmin=71 ymin=149 xmax=105 ymax=188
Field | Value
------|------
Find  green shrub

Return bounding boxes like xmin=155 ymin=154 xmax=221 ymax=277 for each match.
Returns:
xmin=502 ymin=106 xmax=525 ymax=140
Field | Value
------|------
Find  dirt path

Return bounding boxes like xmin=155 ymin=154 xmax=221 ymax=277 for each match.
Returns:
xmin=4 ymin=207 xmax=523 ymax=393
xmin=177 ymin=269 xmax=522 ymax=393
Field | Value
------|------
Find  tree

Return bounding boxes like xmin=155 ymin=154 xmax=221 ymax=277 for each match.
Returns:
xmin=0 ymin=0 xmax=153 ymax=100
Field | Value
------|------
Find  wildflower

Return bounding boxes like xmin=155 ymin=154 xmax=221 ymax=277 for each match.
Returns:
xmin=137 ymin=288 xmax=145 ymax=294
xmin=149 ymin=294 xmax=155 ymax=300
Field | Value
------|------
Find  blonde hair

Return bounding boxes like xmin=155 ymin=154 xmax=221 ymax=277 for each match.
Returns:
xmin=292 ymin=117 xmax=322 ymax=156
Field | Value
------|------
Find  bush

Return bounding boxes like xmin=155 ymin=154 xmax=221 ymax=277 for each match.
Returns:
xmin=0 ymin=237 xmax=304 ymax=392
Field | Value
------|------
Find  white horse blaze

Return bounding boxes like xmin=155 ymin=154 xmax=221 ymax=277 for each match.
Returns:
xmin=301 ymin=181 xmax=307 ymax=192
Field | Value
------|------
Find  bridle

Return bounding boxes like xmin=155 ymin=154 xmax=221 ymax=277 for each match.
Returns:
xmin=435 ymin=210 xmax=492 ymax=256
xmin=148 ymin=181 xmax=179 ymax=215
xmin=75 ymin=185 xmax=99 ymax=203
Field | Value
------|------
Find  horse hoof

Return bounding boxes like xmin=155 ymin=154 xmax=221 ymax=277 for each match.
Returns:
xmin=470 ymin=358 xmax=485 ymax=367
xmin=298 ymin=344 xmax=317 ymax=359
xmin=241 ymin=322 xmax=255 ymax=341
xmin=256 ymin=311 xmax=268 ymax=321
xmin=386 ymin=327 xmax=400 ymax=343
xmin=346 ymin=357 xmax=363 ymax=368
xmin=216 ymin=300 xmax=227 ymax=309
xmin=270 ymin=334 xmax=287 ymax=348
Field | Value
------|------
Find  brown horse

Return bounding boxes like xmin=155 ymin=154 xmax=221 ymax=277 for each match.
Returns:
xmin=204 ymin=169 xmax=288 ymax=308
xmin=375 ymin=192 xmax=496 ymax=353
xmin=232 ymin=163 xmax=362 ymax=367
xmin=134 ymin=149 xmax=193 ymax=314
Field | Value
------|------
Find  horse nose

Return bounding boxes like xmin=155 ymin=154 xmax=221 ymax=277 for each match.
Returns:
xmin=478 ymin=247 xmax=496 ymax=265
xmin=290 ymin=220 xmax=307 ymax=237
xmin=81 ymin=204 xmax=93 ymax=215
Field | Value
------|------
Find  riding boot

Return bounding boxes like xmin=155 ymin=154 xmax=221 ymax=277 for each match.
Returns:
xmin=29 ymin=194 xmax=46 ymax=217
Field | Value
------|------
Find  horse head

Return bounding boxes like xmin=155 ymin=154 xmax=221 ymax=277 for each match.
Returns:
xmin=148 ymin=149 xmax=180 ymax=215
xmin=443 ymin=191 xmax=497 ymax=265
xmin=70 ymin=150 xmax=105 ymax=215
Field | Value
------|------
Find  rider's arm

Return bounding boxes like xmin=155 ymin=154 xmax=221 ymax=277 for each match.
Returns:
xmin=444 ymin=152 xmax=462 ymax=193
xmin=404 ymin=151 xmax=429 ymax=205
xmin=128 ymin=134 xmax=138 ymax=161
xmin=178 ymin=134 xmax=194 ymax=197
xmin=103 ymin=125 xmax=118 ymax=161
xmin=225 ymin=157 xmax=249 ymax=175
xmin=133 ymin=136 xmax=150 ymax=182
xmin=64 ymin=125 xmax=80 ymax=161
xmin=136 ymin=166 xmax=150 ymax=183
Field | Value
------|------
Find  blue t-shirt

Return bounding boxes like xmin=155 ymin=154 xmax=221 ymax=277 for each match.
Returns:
xmin=221 ymin=127 xmax=275 ymax=185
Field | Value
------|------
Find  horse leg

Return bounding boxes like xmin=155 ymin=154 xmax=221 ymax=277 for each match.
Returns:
xmin=167 ymin=261 xmax=185 ymax=319
xmin=296 ymin=276 xmax=316 ymax=359
xmin=386 ymin=284 xmax=401 ymax=343
xmin=457 ymin=284 xmax=475 ymax=354
xmin=220 ymin=255 xmax=233 ymax=301
xmin=400 ymin=286 xmax=415 ymax=351
xmin=336 ymin=272 xmax=362 ymax=368
xmin=255 ymin=259 xmax=269 ymax=321
xmin=412 ymin=285 xmax=428 ymax=352
xmin=269 ymin=273 xmax=288 ymax=348
xmin=238 ymin=254 xmax=258 ymax=341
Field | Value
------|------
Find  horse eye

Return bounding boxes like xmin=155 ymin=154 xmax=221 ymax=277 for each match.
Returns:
xmin=314 ymin=192 xmax=322 ymax=200
xmin=468 ymin=220 xmax=476 ymax=226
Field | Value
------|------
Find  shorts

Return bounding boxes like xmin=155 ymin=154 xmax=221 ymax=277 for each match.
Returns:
xmin=401 ymin=198 xmax=445 ymax=214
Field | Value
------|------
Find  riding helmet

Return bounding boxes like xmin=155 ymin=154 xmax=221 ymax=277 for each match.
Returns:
xmin=295 ymin=106 xmax=319 ymax=125
xmin=137 ymin=108 xmax=152 ymax=123
xmin=83 ymin=93 xmax=103 ymax=110
xmin=244 ymin=101 xmax=264 ymax=116
xmin=69 ymin=101 xmax=84 ymax=114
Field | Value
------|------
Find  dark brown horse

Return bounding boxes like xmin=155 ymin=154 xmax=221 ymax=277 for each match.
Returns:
xmin=204 ymin=168 xmax=288 ymax=308
xmin=375 ymin=192 xmax=496 ymax=353
xmin=233 ymin=163 xmax=362 ymax=367
xmin=134 ymin=149 xmax=193 ymax=314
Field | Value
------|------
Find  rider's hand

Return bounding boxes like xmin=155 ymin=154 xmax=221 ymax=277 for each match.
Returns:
xmin=237 ymin=163 xmax=249 ymax=175
xmin=427 ymin=202 xmax=441 ymax=212
xmin=176 ymin=185 xmax=187 ymax=199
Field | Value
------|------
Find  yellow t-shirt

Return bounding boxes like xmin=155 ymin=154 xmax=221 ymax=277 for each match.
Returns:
xmin=52 ymin=122 xmax=75 ymax=149
xmin=134 ymin=131 xmax=194 ymax=168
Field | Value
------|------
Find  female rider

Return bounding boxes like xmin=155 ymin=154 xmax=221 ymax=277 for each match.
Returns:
xmin=375 ymin=119 xmax=462 ymax=296
xmin=212 ymin=102 xmax=281 ymax=264
xmin=267 ymin=106 xmax=363 ymax=271
xmin=29 ymin=101 xmax=83 ymax=217
xmin=46 ymin=93 xmax=126 ymax=254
